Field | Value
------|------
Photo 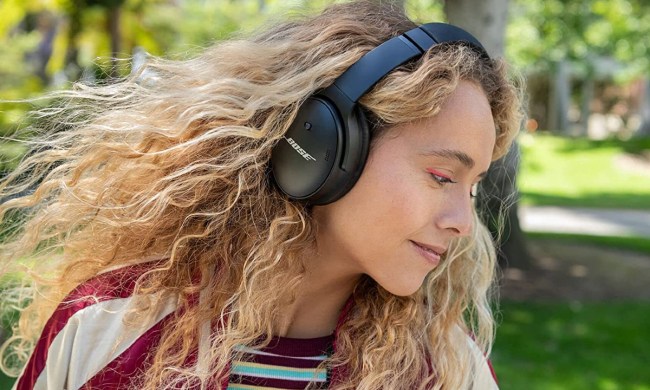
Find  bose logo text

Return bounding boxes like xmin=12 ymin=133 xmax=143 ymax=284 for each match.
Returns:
xmin=285 ymin=137 xmax=316 ymax=162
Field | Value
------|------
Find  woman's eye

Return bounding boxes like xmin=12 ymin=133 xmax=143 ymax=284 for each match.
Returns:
xmin=426 ymin=169 xmax=456 ymax=185
xmin=430 ymin=173 xmax=454 ymax=185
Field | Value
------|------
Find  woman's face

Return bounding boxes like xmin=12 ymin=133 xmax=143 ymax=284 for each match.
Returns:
xmin=312 ymin=80 xmax=496 ymax=296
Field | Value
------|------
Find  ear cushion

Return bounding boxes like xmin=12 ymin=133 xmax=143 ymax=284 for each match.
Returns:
xmin=314 ymin=105 xmax=369 ymax=205
xmin=270 ymin=97 xmax=369 ymax=205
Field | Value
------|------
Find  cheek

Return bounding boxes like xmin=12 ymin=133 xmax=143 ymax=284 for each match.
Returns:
xmin=342 ymin=160 xmax=426 ymax=241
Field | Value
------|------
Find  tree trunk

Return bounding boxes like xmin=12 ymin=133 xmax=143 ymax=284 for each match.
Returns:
xmin=106 ymin=6 xmax=121 ymax=78
xmin=31 ymin=12 xmax=58 ymax=84
xmin=477 ymin=144 xmax=531 ymax=269
xmin=548 ymin=60 xmax=571 ymax=134
xmin=579 ymin=71 xmax=594 ymax=137
xmin=64 ymin=2 xmax=83 ymax=81
xmin=443 ymin=0 xmax=508 ymax=58
xmin=444 ymin=0 xmax=532 ymax=270
xmin=637 ymin=79 xmax=650 ymax=137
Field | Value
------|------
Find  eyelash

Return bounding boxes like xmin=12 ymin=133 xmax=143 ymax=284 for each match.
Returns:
xmin=429 ymin=172 xmax=456 ymax=185
xmin=427 ymin=169 xmax=479 ymax=198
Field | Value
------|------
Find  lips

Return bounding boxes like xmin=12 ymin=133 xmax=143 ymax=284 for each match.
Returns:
xmin=410 ymin=240 xmax=446 ymax=266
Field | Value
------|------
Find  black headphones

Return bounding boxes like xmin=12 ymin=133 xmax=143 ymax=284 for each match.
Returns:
xmin=270 ymin=22 xmax=489 ymax=205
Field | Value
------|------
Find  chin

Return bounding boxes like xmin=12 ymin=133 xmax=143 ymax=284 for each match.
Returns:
xmin=379 ymin=276 xmax=426 ymax=297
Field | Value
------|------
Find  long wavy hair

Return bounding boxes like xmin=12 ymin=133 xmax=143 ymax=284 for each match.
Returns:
xmin=0 ymin=1 xmax=523 ymax=388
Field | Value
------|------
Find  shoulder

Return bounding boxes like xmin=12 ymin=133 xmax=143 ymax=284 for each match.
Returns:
xmin=71 ymin=259 xmax=168 ymax=302
xmin=15 ymin=261 xmax=178 ymax=390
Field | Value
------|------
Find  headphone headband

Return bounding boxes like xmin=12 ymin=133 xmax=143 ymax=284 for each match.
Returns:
xmin=331 ymin=23 xmax=490 ymax=104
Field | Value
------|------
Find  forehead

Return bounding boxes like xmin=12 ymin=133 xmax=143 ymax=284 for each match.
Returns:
xmin=385 ymin=81 xmax=496 ymax=168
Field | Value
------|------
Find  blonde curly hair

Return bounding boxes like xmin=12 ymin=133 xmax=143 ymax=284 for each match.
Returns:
xmin=0 ymin=1 xmax=523 ymax=388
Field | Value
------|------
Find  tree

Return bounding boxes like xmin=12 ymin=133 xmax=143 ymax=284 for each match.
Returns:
xmin=506 ymin=0 xmax=650 ymax=137
xmin=444 ymin=0 xmax=508 ymax=58
xmin=444 ymin=0 xmax=532 ymax=270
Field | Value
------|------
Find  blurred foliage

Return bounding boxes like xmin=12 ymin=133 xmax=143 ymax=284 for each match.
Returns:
xmin=507 ymin=0 xmax=650 ymax=81
xmin=1 ymin=0 xmax=647 ymax=91
xmin=0 ymin=0 xmax=322 ymax=167
xmin=0 ymin=0 xmax=442 ymax=128
xmin=1 ymin=0 xmax=649 ymax=167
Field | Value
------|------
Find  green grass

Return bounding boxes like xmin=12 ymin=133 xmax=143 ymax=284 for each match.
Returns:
xmin=526 ymin=232 xmax=650 ymax=255
xmin=0 ymin=371 xmax=15 ymax=388
xmin=493 ymin=301 xmax=650 ymax=390
xmin=519 ymin=133 xmax=650 ymax=209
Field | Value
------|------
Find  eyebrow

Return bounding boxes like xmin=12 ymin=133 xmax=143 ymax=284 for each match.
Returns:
xmin=421 ymin=148 xmax=489 ymax=178
xmin=421 ymin=148 xmax=475 ymax=168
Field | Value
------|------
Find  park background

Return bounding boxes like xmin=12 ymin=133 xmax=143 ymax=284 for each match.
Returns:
xmin=0 ymin=0 xmax=649 ymax=389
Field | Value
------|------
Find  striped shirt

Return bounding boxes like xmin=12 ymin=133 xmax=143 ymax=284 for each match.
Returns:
xmin=227 ymin=336 xmax=333 ymax=389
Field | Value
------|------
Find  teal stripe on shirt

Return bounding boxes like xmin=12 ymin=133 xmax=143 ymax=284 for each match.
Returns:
xmin=230 ymin=362 xmax=327 ymax=382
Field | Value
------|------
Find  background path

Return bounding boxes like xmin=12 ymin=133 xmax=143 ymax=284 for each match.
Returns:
xmin=519 ymin=206 xmax=650 ymax=237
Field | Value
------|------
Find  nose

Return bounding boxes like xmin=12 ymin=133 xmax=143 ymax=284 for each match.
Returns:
xmin=435 ymin=195 xmax=474 ymax=237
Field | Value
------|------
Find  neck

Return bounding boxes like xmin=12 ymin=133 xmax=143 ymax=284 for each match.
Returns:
xmin=274 ymin=247 xmax=361 ymax=339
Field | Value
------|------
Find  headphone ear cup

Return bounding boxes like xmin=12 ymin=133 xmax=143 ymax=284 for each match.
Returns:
xmin=270 ymin=98 xmax=371 ymax=205
xmin=270 ymin=97 xmax=343 ymax=202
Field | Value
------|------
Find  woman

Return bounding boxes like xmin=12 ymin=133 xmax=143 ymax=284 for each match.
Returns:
xmin=0 ymin=1 xmax=523 ymax=389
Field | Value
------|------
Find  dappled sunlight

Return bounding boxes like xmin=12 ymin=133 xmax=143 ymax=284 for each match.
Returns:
xmin=500 ymin=237 xmax=650 ymax=301
xmin=569 ymin=264 xmax=588 ymax=278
